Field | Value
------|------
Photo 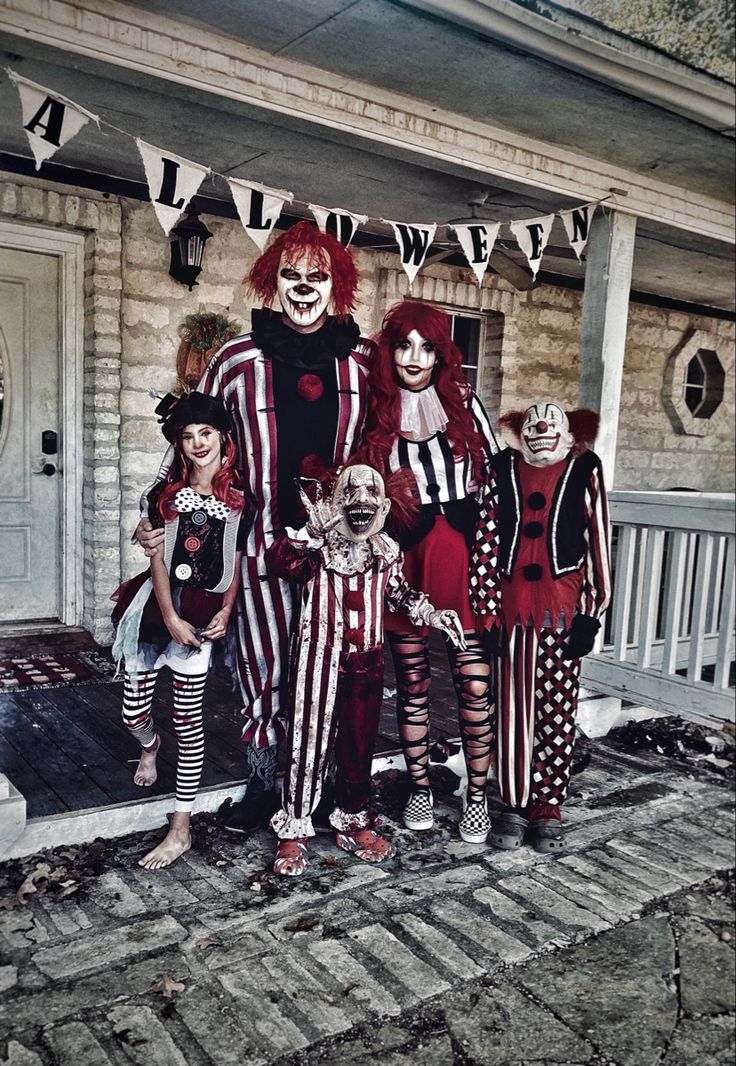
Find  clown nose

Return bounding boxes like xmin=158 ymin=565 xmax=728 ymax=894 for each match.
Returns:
xmin=535 ymin=420 xmax=549 ymax=433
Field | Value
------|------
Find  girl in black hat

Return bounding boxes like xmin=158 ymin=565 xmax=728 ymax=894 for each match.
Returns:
xmin=112 ymin=393 xmax=251 ymax=869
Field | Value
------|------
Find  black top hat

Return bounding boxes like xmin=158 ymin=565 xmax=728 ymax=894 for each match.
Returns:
xmin=155 ymin=391 xmax=231 ymax=443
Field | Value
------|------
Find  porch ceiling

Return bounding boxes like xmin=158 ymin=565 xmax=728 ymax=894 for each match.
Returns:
xmin=0 ymin=0 xmax=733 ymax=312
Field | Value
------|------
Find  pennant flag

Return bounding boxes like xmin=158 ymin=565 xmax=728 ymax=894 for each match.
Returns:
xmin=509 ymin=214 xmax=555 ymax=280
xmin=384 ymin=221 xmax=437 ymax=286
xmin=559 ymin=201 xmax=596 ymax=260
xmin=7 ymin=69 xmax=99 ymax=171
xmin=228 ymin=178 xmax=293 ymax=251
xmin=452 ymin=222 xmax=501 ymax=286
xmin=136 ymin=140 xmax=210 ymax=235
xmin=309 ymin=204 xmax=368 ymax=247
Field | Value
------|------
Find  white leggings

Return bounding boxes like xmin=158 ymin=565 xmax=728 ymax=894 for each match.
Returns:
xmin=122 ymin=670 xmax=208 ymax=812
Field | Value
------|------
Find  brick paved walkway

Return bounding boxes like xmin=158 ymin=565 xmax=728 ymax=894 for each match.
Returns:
xmin=0 ymin=739 xmax=734 ymax=1065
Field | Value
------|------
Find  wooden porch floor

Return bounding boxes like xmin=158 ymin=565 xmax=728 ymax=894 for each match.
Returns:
xmin=0 ymin=635 xmax=459 ymax=819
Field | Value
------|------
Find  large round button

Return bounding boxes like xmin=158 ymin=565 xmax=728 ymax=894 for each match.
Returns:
xmin=522 ymin=563 xmax=543 ymax=581
xmin=192 ymin=510 xmax=207 ymax=526
xmin=184 ymin=536 xmax=202 ymax=553
xmin=523 ymin=521 xmax=543 ymax=539
xmin=426 ymin=482 xmax=440 ymax=496
xmin=175 ymin=563 xmax=192 ymax=581
xmin=528 ymin=492 xmax=546 ymax=510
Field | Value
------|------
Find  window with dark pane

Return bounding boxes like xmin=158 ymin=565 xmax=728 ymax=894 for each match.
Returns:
xmin=449 ymin=314 xmax=481 ymax=391
xmin=683 ymin=349 xmax=725 ymax=419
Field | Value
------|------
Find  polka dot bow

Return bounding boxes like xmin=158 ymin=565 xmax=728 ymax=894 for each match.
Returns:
xmin=174 ymin=487 xmax=231 ymax=521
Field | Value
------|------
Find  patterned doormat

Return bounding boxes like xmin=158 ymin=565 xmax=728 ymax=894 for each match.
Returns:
xmin=0 ymin=651 xmax=118 ymax=692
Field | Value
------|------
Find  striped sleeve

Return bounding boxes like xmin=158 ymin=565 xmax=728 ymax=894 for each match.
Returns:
xmin=469 ymin=391 xmax=500 ymax=459
xmin=579 ymin=462 xmax=612 ymax=619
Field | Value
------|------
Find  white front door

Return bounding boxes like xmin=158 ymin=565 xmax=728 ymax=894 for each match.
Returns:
xmin=0 ymin=247 xmax=62 ymax=622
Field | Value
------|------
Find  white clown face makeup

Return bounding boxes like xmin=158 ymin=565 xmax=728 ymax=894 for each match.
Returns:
xmin=520 ymin=402 xmax=573 ymax=466
xmin=332 ymin=465 xmax=391 ymax=542
xmin=276 ymin=253 xmax=332 ymax=332
xmin=393 ymin=330 xmax=437 ymax=391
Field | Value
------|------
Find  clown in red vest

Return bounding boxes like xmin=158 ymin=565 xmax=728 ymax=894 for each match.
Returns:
xmin=469 ymin=401 xmax=612 ymax=852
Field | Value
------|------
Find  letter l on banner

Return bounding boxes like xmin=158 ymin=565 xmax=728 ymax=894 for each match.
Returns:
xmin=136 ymin=139 xmax=210 ymax=235
xmin=229 ymin=178 xmax=293 ymax=251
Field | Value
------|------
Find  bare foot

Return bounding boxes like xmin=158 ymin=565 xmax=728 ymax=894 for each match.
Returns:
xmin=133 ymin=734 xmax=160 ymax=787
xmin=138 ymin=813 xmax=191 ymax=870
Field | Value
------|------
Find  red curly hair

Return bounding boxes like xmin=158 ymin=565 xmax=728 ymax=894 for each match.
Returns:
xmin=362 ymin=301 xmax=487 ymax=480
xmin=247 ymin=220 xmax=358 ymax=321
xmin=157 ymin=432 xmax=246 ymax=521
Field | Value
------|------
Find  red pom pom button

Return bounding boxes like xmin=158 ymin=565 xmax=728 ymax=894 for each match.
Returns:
xmin=297 ymin=373 xmax=324 ymax=402
xmin=344 ymin=590 xmax=364 ymax=613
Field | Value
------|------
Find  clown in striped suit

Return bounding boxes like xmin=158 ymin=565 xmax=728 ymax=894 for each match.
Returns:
xmin=136 ymin=223 xmax=371 ymax=831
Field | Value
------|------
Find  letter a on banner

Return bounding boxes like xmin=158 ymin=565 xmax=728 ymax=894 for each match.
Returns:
xmin=452 ymin=222 xmax=501 ymax=286
xmin=509 ymin=214 xmax=555 ymax=280
xmin=559 ymin=202 xmax=596 ymax=260
xmin=7 ymin=70 xmax=99 ymax=171
xmin=309 ymin=205 xmax=368 ymax=247
xmin=228 ymin=178 xmax=293 ymax=251
xmin=384 ymin=221 xmax=437 ymax=287
xmin=136 ymin=140 xmax=210 ymax=235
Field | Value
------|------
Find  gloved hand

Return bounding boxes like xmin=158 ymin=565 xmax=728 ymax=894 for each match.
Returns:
xmin=563 ymin=614 xmax=600 ymax=659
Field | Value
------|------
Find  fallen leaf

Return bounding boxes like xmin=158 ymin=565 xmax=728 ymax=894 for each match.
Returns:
xmin=284 ymin=915 xmax=320 ymax=933
xmin=195 ymin=936 xmax=221 ymax=950
xmin=149 ymin=974 xmax=185 ymax=998
xmin=16 ymin=863 xmax=52 ymax=902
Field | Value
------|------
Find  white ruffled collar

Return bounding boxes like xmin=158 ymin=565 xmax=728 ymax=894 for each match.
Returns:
xmin=399 ymin=385 xmax=448 ymax=441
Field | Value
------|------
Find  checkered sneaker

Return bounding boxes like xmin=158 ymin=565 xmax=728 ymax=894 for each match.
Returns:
xmin=402 ymin=789 xmax=434 ymax=831
xmin=459 ymin=798 xmax=491 ymax=844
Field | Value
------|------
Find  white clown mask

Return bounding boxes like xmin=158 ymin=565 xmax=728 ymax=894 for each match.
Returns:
xmin=393 ymin=330 xmax=437 ymax=391
xmin=276 ymin=253 xmax=332 ymax=330
xmin=332 ymin=465 xmax=391 ymax=542
xmin=520 ymin=401 xmax=573 ymax=466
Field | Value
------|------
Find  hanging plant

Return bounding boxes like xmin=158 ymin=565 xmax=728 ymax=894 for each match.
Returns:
xmin=175 ymin=310 xmax=242 ymax=392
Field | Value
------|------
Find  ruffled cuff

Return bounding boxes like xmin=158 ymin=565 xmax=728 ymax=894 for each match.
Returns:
xmin=270 ymin=808 xmax=316 ymax=839
xmin=329 ymin=806 xmax=373 ymax=832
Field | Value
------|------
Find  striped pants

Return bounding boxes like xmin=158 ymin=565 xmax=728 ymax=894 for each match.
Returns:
xmin=497 ymin=626 xmax=580 ymax=811
xmin=122 ymin=671 xmax=208 ymax=813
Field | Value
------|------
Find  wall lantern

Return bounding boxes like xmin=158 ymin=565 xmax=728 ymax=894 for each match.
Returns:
xmin=169 ymin=205 xmax=213 ymax=290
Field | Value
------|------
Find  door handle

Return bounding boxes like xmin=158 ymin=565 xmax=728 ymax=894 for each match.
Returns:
xmin=33 ymin=463 xmax=57 ymax=476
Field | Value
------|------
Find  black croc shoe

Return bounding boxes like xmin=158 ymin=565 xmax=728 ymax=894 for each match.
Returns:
xmin=528 ymin=803 xmax=565 ymax=853
xmin=490 ymin=807 xmax=529 ymax=850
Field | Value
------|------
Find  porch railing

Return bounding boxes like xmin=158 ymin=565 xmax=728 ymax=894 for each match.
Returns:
xmin=582 ymin=490 xmax=735 ymax=728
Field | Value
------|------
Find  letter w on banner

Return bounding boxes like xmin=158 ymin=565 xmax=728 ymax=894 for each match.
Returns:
xmin=228 ymin=178 xmax=293 ymax=251
xmin=384 ymin=221 xmax=437 ymax=287
xmin=309 ymin=205 xmax=368 ymax=247
xmin=509 ymin=214 xmax=555 ymax=280
xmin=7 ymin=69 xmax=99 ymax=171
xmin=559 ymin=202 xmax=597 ymax=260
xmin=452 ymin=222 xmax=501 ymax=286
xmin=136 ymin=140 xmax=210 ymax=235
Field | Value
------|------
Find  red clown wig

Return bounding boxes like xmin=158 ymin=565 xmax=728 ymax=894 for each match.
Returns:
xmin=247 ymin=220 xmax=358 ymax=321
xmin=157 ymin=434 xmax=246 ymax=521
xmin=362 ymin=300 xmax=487 ymax=479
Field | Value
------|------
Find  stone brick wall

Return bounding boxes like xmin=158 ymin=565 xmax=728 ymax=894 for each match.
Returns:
xmin=1 ymin=175 xmax=734 ymax=642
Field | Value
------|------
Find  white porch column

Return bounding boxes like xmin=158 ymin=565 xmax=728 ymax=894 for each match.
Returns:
xmin=578 ymin=209 xmax=637 ymax=487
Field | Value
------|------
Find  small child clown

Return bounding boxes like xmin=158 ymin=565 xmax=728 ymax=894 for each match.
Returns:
xmin=265 ymin=463 xmax=466 ymax=876
xmin=469 ymin=401 xmax=612 ymax=853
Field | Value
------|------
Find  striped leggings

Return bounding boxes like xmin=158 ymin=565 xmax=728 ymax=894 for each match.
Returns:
xmin=122 ymin=670 xmax=207 ymax=813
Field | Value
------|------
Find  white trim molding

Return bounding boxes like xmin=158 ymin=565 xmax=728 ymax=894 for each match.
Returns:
xmin=0 ymin=219 xmax=85 ymax=627
xmin=0 ymin=0 xmax=732 ymax=243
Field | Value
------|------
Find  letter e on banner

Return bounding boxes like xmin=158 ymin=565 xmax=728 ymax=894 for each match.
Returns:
xmin=453 ymin=222 xmax=500 ymax=286
xmin=509 ymin=215 xmax=555 ymax=280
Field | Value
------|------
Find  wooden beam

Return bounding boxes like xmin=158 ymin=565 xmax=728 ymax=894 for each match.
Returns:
xmin=578 ymin=210 xmax=637 ymax=487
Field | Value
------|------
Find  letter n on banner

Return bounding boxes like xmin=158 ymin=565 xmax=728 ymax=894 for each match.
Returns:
xmin=136 ymin=140 xmax=210 ymax=235
xmin=229 ymin=178 xmax=293 ymax=251
xmin=452 ymin=222 xmax=500 ymax=286
xmin=385 ymin=221 xmax=437 ymax=286
xmin=8 ymin=70 xmax=99 ymax=170
xmin=559 ymin=202 xmax=596 ymax=260
xmin=309 ymin=205 xmax=368 ymax=247
xmin=509 ymin=215 xmax=555 ymax=280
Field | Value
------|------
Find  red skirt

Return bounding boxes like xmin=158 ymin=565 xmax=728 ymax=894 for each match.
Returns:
xmin=385 ymin=516 xmax=475 ymax=635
